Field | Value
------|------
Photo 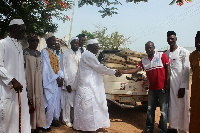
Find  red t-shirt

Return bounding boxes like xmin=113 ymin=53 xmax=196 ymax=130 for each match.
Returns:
xmin=137 ymin=52 xmax=169 ymax=90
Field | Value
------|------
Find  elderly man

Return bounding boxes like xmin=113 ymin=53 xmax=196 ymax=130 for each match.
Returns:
xmin=41 ymin=32 xmax=64 ymax=131
xmin=23 ymin=34 xmax=46 ymax=131
xmin=73 ymin=39 xmax=121 ymax=132
xmin=61 ymin=37 xmax=81 ymax=127
xmin=165 ymin=31 xmax=190 ymax=133
xmin=121 ymin=41 xmax=170 ymax=133
xmin=77 ymin=34 xmax=86 ymax=54
xmin=0 ymin=19 xmax=31 ymax=133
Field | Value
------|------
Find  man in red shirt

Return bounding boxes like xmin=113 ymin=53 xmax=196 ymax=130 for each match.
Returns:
xmin=121 ymin=41 xmax=170 ymax=133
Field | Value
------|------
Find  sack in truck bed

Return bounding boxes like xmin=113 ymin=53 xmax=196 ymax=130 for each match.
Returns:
xmin=104 ymin=54 xmax=126 ymax=65
xmin=100 ymin=50 xmax=149 ymax=107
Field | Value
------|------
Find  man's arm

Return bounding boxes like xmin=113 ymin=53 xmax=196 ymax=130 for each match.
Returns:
xmin=0 ymin=42 xmax=13 ymax=85
xmin=189 ymin=54 xmax=193 ymax=71
xmin=178 ymin=49 xmax=190 ymax=98
xmin=0 ymin=41 xmax=22 ymax=92
xmin=161 ymin=52 xmax=170 ymax=92
xmin=180 ymin=50 xmax=190 ymax=89
xmin=121 ymin=60 xmax=142 ymax=74
xmin=121 ymin=67 xmax=141 ymax=74
xmin=84 ymin=53 xmax=116 ymax=76
xmin=164 ymin=63 xmax=170 ymax=92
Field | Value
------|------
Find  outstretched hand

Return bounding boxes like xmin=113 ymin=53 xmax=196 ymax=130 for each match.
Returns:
xmin=115 ymin=70 xmax=122 ymax=77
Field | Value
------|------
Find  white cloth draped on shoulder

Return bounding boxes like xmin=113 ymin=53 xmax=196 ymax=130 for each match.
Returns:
xmin=41 ymin=48 xmax=63 ymax=129
xmin=73 ymin=50 xmax=115 ymax=131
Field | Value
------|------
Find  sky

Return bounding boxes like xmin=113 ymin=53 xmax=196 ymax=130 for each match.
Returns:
xmin=54 ymin=0 xmax=200 ymax=52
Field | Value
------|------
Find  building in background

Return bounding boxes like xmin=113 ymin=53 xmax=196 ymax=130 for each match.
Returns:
xmin=37 ymin=37 xmax=68 ymax=52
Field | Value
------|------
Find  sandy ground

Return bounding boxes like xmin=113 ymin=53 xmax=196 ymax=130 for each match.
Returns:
xmin=47 ymin=77 xmax=192 ymax=133
xmin=48 ymin=105 xmax=160 ymax=133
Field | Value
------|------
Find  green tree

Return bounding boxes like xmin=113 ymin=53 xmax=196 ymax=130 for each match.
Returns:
xmin=81 ymin=26 xmax=130 ymax=50
xmin=107 ymin=31 xmax=130 ymax=49
xmin=81 ymin=30 xmax=95 ymax=42
xmin=0 ymin=0 xmax=72 ymax=38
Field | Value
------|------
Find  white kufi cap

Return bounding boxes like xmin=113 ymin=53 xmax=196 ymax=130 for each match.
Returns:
xmin=9 ymin=19 xmax=24 ymax=26
xmin=70 ymin=37 xmax=79 ymax=43
xmin=44 ymin=32 xmax=54 ymax=41
xmin=87 ymin=39 xmax=99 ymax=45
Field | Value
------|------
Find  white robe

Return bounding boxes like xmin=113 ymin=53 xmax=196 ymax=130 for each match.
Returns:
xmin=78 ymin=47 xmax=86 ymax=54
xmin=41 ymin=48 xmax=63 ymax=128
xmin=0 ymin=36 xmax=31 ymax=133
xmin=165 ymin=46 xmax=190 ymax=131
xmin=73 ymin=50 xmax=115 ymax=131
xmin=61 ymin=49 xmax=81 ymax=123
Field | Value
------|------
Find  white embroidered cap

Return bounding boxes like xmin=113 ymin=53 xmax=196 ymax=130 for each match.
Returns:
xmin=44 ymin=32 xmax=54 ymax=41
xmin=70 ymin=37 xmax=79 ymax=43
xmin=9 ymin=19 xmax=24 ymax=26
xmin=87 ymin=39 xmax=99 ymax=45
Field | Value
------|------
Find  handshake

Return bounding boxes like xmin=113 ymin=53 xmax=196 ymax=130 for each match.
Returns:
xmin=114 ymin=70 xmax=122 ymax=77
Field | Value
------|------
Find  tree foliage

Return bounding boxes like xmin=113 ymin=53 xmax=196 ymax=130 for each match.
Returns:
xmin=82 ymin=26 xmax=130 ymax=50
xmin=78 ymin=0 xmax=191 ymax=18
xmin=169 ymin=0 xmax=192 ymax=6
xmin=0 ymin=0 xmax=72 ymax=39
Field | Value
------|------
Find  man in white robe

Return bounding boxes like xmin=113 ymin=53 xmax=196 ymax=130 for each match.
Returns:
xmin=41 ymin=33 xmax=64 ymax=130
xmin=0 ymin=19 xmax=31 ymax=133
xmin=61 ymin=37 xmax=81 ymax=127
xmin=165 ymin=31 xmax=190 ymax=133
xmin=73 ymin=39 xmax=121 ymax=132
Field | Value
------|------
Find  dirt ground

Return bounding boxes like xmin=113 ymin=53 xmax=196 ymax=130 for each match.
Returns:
xmin=48 ymin=105 xmax=161 ymax=133
xmin=47 ymin=77 xmax=192 ymax=133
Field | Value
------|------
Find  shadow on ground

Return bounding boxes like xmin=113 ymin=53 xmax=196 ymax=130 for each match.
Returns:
xmin=47 ymin=102 xmax=161 ymax=133
xmin=108 ymin=103 xmax=161 ymax=133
